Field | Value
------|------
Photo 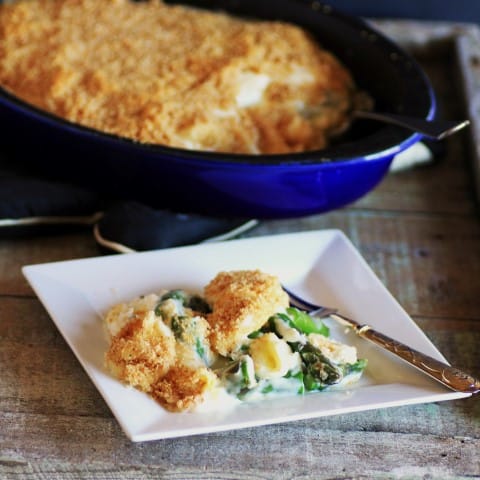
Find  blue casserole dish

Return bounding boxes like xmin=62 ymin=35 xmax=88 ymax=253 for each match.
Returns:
xmin=0 ymin=0 xmax=435 ymax=218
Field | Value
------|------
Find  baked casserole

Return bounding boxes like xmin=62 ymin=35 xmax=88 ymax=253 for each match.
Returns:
xmin=0 ymin=0 xmax=362 ymax=154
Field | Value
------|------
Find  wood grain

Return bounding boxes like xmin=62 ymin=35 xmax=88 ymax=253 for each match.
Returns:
xmin=1 ymin=20 xmax=480 ymax=480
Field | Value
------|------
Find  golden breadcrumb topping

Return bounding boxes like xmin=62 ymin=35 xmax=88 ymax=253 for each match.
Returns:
xmin=204 ymin=270 xmax=289 ymax=355
xmin=103 ymin=270 xmax=289 ymax=411
xmin=104 ymin=311 xmax=176 ymax=393
xmin=103 ymin=269 xmax=364 ymax=412
xmin=152 ymin=365 xmax=218 ymax=412
xmin=104 ymin=291 xmax=217 ymax=411
xmin=0 ymin=0 xmax=356 ymax=154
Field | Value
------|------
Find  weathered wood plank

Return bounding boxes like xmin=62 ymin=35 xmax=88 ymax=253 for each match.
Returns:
xmin=0 ymin=297 xmax=111 ymax=418
xmin=356 ymin=40 xmax=477 ymax=215
xmin=2 ymin=207 xmax=480 ymax=316
xmin=1 ymin=297 xmax=478 ymax=439
xmin=1 ymin=414 xmax=479 ymax=479
xmin=0 ymin=20 xmax=479 ymax=480
xmin=0 ymin=231 xmax=99 ymax=296
xmin=254 ymin=210 xmax=480 ymax=319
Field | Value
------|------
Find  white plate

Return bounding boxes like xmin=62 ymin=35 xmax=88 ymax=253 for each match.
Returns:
xmin=22 ymin=229 xmax=470 ymax=442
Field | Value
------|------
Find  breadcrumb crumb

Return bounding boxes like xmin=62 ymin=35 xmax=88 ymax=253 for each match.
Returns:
xmin=105 ymin=311 xmax=175 ymax=392
xmin=204 ymin=270 xmax=289 ymax=355
xmin=152 ymin=365 xmax=218 ymax=412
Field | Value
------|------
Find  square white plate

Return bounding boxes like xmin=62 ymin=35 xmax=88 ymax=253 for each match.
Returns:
xmin=22 ymin=229 xmax=470 ymax=442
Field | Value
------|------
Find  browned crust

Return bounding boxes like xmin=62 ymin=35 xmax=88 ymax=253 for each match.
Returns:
xmin=104 ymin=270 xmax=291 ymax=411
xmin=0 ymin=0 xmax=355 ymax=154
xmin=104 ymin=313 xmax=175 ymax=393
xmin=151 ymin=365 xmax=216 ymax=412
xmin=204 ymin=270 xmax=289 ymax=355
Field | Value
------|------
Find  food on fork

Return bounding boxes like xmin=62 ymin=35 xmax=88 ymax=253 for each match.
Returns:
xmin=0 ymin=0 xmax=364 ymax=154
xmin=104 ymin=270 xmax=367 ymax=412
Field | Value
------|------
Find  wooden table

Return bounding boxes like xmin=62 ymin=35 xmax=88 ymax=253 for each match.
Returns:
xmin=1 ymin=21 xmax=479 ymax=480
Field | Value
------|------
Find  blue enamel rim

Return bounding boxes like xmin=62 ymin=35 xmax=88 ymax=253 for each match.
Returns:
xmin=0 ymin=0 xmax=435 ymax=167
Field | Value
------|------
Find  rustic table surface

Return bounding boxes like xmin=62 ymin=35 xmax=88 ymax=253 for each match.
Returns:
xmin=1 ymin=21 xmax=480 ymax=480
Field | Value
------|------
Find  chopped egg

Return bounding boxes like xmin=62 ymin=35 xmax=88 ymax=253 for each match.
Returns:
xmin=249 ymin=333 xmax=301 ymax=379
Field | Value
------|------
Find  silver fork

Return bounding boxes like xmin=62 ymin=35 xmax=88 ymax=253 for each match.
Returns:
xmin=284 ymin=286 xmax=480 ymax=394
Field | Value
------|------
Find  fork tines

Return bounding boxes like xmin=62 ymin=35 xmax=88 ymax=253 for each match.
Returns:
xmin=282 ymin=286 xmax=337 ymax=318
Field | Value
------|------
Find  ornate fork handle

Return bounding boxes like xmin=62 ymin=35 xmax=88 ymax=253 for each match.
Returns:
xmin=335 ymin=314 xmax=480 ymax=394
